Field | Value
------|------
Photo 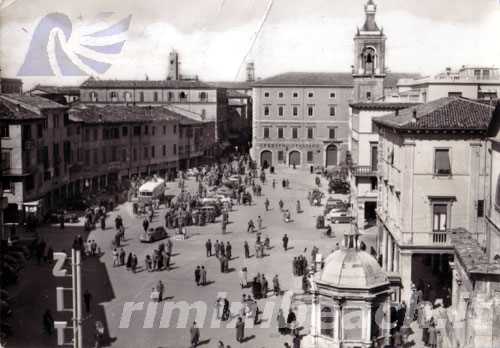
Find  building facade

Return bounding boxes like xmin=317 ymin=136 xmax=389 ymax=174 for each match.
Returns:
xmin=79 ymin=78 xmax=228 ymax=142
xmin=393 ymin=66 xmax=500 ymax=103
xmin=487 ymin=102 xmax=500 ymax=261
xmin=373 ymin=97 xmax=493 ymax=303
xmin=250 ymin=0 xmax=421 ymax=170
xmin=1 ymin=94 xmax=214 ymax=225
xmin=349 ymin=102 xmax=419 ymax=231
xmin=1 ymin=94 xmax=73 ymax=223
xmin=251 ymin=73 xmax=353 ymax=169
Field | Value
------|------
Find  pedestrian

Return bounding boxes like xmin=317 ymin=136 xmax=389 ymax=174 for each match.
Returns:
xmin=145 ymin=255 xmax=152 ymax=271
xmin=112 ymin=248 xmax=119 ymax=266
xmin=157 ymin=280 xmax=164 ymax=302
xmin=244 ymin=241 xmax=250 ymax=258
xmin=195 ymin=266 xmax=201 ymax=286
xmin=83 ymin=289 xmax=92 ymax=314
xmin=131 ymin=253 xmax=138 ymax=273
xmin=222 ymin=298 xmax=230 ymax=321
xmin=215 ymin=240 xmax=220 ymax=258
xmin=142 ymin=218 xmax=149 ymax=233
xmin=43 ymin=309 xmax=54 ymax=335
xmin=201 ymin=266 xmax=207 ymax=286
xmin=265 ymin=198 xmax=270 ymax=211
xmin=282 ymin=234 xmax=289 ymax=251
xmin=226 ymin=242 xmax=232 ymax=260
xmin=206 ymin=239 xmax=212 ymax=257
xmin=119 ymin=248 xmax=126 ymax=266
xmin=277 ymin=309 xmax=286 ymax=334
xmin=100 ymin=215 xmax=106 ymax=230
xmin=293 ymin=333 xmax=302 ymax=348
xmin=279 ymin=200 xmax=284 ymax=211
xmin=236 ymin=316 xmax=245 ymax=342
xmin=126 ymin=252 xmax=132 ymax=270
xmin=240 ymin=267 xmax=248 ymax=288
xmin=190 ymin=321 xmax=200 ymax=348
xmin=273 ymin=274 xmax=281 ymax=296
xmin=287 ymin=309 xmax=297 ymax=335
xmin=215 ymin=298 xmax=223 ymax=319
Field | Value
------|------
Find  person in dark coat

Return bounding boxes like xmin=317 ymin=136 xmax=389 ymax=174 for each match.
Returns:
xmin=190 ymin=321 xmax=200 ymax=348
xmin=282 ymin=234 xmax=289 ymax=251
xmin=142 ymin=218 xmax=149 ymax=233
xmin=100 ymin=216 xmax=106 ymax=230
xmin=195 ymin=266 xmax=201 ymax=285
xmin=43 ymin=309 xmax=54 ymax=335
xmin=226 ymin=242 xmax=232 ymax=260
xmin=236 ymin=317 xmax=245 ymax=342
xmin=205 ymin=239 xmax=212 ymax=257
xmin=287 ymin=309 xmax=297 ymax=335
xmin=126 ymin=252 xmax=132 ymax=270
xmin=292 ymin=334 xmax=302 ymax=348
xmin=244 ymin=241 xmax=250 ymax=258
xmin=222 ymin=298 xmax=230 ymax=321
xmin=273 ymin=274 xmax=281 ymax=296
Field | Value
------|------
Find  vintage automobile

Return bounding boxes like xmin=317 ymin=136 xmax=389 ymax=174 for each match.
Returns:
xmin=328 ymin=179 xmax=350 ymax=194
xmin=140 ymin=226 xmax=168 ymax=243
xmin=200 ymin=206 xmax=217 ymax=223
xmin=324 ymin=197 xmax=348 ymax=214
xmin=325 ymin=208 xmax=354 ymax=224
xmin=46 ymin=210 xmax=79 ymax=224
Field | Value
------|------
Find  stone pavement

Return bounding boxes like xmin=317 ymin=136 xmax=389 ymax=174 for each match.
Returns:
xmin=6 ymin=167 xmax=378 ymax=348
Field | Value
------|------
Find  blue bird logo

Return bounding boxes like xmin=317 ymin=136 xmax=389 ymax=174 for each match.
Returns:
xmin=18 ymin=12 xmax=132 ymax=77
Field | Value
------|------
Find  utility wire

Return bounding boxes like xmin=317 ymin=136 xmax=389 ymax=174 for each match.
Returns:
xmin=234 ymin=0 xmax=274 ymax=81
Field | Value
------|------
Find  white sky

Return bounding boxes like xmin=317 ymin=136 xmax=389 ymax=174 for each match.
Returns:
xmin=1 ymin=0 xmax=499 ymax=89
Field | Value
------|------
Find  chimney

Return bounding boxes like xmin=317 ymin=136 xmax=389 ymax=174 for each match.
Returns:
xmin=246 ymin=62 xmax=255 ymax=82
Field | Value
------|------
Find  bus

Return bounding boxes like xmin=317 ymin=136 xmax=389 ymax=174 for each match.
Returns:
xmin=138 ymin=178 xmax=165 ymax=204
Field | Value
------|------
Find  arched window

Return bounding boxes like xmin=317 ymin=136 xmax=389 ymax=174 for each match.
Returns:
xmin=123 ymin=92 xmax=132 ymax=102
xmin=179 ymin=91 xmax=187 ymax=101
xmin=320 ymin=306 xmax=334 ymax=338
xmin=362 ymin=47 xmax=376 ymax=75
xmin=110 ymin=91 xmax=118 ymax=102
xmin=199 ymin=92 xmax=207 ymax=101
xmin=89 ymin=92 xmax=98 ymax=102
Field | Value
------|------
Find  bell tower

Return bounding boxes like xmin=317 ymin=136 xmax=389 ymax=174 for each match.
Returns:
xmin=352 ymin=0 xmax=386 ymax=102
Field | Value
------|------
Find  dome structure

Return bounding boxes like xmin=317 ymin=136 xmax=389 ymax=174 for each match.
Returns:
xmin=318 ymin=249 xmax=388 ymax=290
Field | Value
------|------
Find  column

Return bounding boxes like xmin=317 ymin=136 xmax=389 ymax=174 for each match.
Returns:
xmin=399 ymin=251 xmax=413 ymax=304
xmin=387 ymin=235 xmax=393 ymax=272
xmin=365 ymin=305 xmax=372 ymax=342
xmin=394 ymin=245 xmax=400 ymax=273
xmin=383 ymin=229 xmax=389 ymax=271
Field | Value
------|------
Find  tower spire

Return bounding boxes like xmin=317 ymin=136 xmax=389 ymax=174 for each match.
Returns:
xmin=362 ymin=0 xmax=379 ymax=32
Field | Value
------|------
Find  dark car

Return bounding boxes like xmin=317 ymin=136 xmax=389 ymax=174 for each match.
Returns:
xmin=328 ymin=179 xmax=350 ymax=194
xmin=140 ymin=226 xmax=168 ymax=243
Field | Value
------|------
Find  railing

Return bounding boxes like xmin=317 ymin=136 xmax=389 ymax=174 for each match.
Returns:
xmin=400 ymin=231 xmax=452 ymax=247
xmin=351 ymin=165 xmax=377 ymax=177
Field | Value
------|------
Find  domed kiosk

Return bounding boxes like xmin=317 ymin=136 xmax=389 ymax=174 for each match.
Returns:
xmin=307 ymin=238 xmax=392 ymax=348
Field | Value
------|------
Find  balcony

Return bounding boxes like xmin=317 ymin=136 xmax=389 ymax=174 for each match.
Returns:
xmin=400 ymin=231 xmax=453 ymax=247
xmin=351 ymin=165 xmax=377 ymax=177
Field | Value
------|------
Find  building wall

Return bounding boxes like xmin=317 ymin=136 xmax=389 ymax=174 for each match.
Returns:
xmin=377 ymin=130 xmax=488 ymax=302
xmin=251 ymin=85 xmax=352 ymax=168
xmin=350 ymin=109 xmax=389 ymax=165
xmin=487 ymin=140 xmax=500 ymax=261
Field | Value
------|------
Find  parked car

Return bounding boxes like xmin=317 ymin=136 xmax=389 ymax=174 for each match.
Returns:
xmin=140 ymin=226 xmax=168 ymax=243
xmin=46 ymin=210 xmax=79 ymax=223
xmin=324 ymin=197 xmax=348 ymax=214
xmin=325 ymin=208 xmax=353 ymax=224
xmin=328 ymin=179 xmax=350 ymax=194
